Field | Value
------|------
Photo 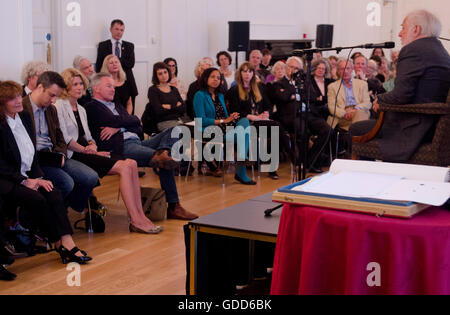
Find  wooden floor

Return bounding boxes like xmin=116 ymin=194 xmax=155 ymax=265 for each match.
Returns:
xmin=0 ymin=163 xmax=298 ymax=295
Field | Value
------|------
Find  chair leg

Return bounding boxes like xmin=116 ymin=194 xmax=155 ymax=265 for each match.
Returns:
xmin=86 ymin=202 xmax=94 ymax=234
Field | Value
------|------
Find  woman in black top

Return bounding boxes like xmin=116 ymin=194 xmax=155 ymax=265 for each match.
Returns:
xmin=147 ymin=62 xmax=186 ymax=132
xmin=0 ymin=80 xmax=92 ymax=265
xmin=101 ymin=54 xmax=137 ymax=115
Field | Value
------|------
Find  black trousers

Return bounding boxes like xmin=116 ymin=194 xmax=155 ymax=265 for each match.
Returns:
xmin=2 ymin=185 xmax=73 ymax=243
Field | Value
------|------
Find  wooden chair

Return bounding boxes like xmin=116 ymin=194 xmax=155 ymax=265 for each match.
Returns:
xmin=352 ymin=90 xmax=450 ymax=167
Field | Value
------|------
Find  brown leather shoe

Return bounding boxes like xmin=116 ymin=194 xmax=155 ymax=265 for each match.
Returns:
xmin=149 ymin=150 xmax=179 ymax=170
xmin=168 ymin=204 xmax=199 ymax=221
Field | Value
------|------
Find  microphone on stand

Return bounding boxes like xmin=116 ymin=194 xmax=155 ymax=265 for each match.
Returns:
xmin=363 ymin=42 xmax=396 ymax=49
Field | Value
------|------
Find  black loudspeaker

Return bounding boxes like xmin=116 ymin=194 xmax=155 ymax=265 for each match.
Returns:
xmin=228 ymin=21 xmax=250 ymax=52
xmin=316 ymin=24 xmax=334 ymax=48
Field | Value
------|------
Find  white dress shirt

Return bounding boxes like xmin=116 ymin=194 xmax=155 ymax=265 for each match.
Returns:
xmin=7 ymin=114 xmax=35 ymax=177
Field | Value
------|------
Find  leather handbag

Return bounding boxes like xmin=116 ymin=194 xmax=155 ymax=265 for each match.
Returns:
xmin=141 ymin=187 xmax=167 ymax=222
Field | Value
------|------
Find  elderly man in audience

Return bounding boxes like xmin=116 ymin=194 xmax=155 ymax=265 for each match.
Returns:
xmin=22 ymin=71 xmax=99 ymax=214
xmin=85 ymin=73 xmax=197 ymax=220
xmin=73 ymin=56 xmax=95 ymax=107
xmin=327 ymin=59 xmax=372 ymax=131
xmin=350 ymin=10 xmax=450 ymax=163
xmin=354 ymin=55 xmax=386 ymax=102
xmin=21 ymin=61 xmax=51 ymax=97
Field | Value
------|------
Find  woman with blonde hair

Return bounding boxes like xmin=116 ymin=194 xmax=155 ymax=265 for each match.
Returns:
xmin=101 ymin=54 xmax=137 ymax=115
xmin=55 ymin=68 xmax=163 ymax=234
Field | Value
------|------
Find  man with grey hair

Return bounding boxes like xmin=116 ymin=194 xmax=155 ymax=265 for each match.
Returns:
xmin=327 ymin=59 xmax=372 ymax=131
xmin=21 ymin=61 xmax=51 ymax=96
xmin=350 ymin=10 xmax=450 ymax=163
xmin=73 ymin=56 xmax=95 ymax=107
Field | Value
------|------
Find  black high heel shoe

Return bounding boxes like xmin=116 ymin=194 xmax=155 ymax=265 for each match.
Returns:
xmin=56 ymin=246 xmax=92 ymax=265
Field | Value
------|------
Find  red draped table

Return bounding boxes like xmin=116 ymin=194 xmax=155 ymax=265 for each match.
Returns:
xmin=271 ymin=204 xmax=450 ymax=295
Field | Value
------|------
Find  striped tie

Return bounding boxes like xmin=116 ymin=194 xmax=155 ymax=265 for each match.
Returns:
xmin=115 ymin=41 xmax=120 ymax=58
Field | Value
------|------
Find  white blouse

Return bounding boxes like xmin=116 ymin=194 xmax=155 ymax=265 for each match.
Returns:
xmin=7 ymin=114 xmax=35 ymax=177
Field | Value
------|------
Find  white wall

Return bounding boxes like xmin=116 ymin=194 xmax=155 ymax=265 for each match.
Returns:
xmin=0 ymin=0 xmax=33 ymax=82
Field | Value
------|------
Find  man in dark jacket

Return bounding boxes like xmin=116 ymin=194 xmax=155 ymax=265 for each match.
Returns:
xmin=85 ymin=73 xmax=198 ymax=220
xmin=350 ymin=10 xmax=450 ymax=162
xmin=96 ymin=19 xmax=138 ymax=114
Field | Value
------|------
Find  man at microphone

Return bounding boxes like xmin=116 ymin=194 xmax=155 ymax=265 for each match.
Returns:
xmin=350 ymin=10 xmax=450 ymax=163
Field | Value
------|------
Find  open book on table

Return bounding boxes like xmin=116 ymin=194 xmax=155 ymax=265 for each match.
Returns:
xmin=273 ymin=160 xmax=450 ymax=218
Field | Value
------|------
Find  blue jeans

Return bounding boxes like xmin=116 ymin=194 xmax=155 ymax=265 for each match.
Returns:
xmin=123 ymin=128 xmax=180 ymax=203
xmin=42 ymin=159 xmax=99 ymax=213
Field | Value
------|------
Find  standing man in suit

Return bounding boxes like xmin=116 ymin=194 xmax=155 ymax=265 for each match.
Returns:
xmin=350 ymin=10 xmax=450 ymax=162
xmin=96 ymin=19 xmax=138 ymax=114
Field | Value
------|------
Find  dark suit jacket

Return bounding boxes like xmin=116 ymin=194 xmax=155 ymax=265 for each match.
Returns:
xmin=309 ymin=77 xmax=334 ymax=119
xmin=22 ymin=95 xmax=68 ymax=157
xmin=95 ymin=40 xmax=138 ymax=97
xmin=85 ymin=98 xmax=143 ymax=156
xmin=377 ymin=37 xmax=450 ymax=162
xmin=269 ymin=77 xmax=299 ymax=122
xmin=0 ymin=112 xmax=44 ymax=195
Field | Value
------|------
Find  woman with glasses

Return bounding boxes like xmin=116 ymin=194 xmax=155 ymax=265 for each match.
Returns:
xmin=164 ymin=58 xmax=187 ymax=101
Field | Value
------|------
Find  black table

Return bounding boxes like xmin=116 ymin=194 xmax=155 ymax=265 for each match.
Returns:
xmin=188 ymin=193 xmax=281 ymax=295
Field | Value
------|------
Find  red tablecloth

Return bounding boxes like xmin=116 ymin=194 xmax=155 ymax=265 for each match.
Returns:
xmin=271 ymin=205 xmax=450 ymax=295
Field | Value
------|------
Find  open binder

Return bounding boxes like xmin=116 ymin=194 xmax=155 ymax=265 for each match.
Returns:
xmin=273 ymin=160 xmax=450 ymax=218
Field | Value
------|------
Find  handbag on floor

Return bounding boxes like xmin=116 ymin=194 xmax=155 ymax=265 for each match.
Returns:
xmin=141 ymin=187 xmax=167 ymax=222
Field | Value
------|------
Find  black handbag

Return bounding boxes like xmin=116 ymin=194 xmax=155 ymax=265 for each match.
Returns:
xmin=74 ymin=211 xmax=105 ymax=233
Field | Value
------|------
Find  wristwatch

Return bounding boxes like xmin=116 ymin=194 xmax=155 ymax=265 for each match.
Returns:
xmin=220 ymin=119 xmax=224 ymax=124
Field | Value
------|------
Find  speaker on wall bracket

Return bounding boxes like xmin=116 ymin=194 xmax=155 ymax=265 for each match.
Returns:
xmin=316 ymin=24 xmax=334 ymax=48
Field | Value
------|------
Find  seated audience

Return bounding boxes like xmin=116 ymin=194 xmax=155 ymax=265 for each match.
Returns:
xmin=147 ymin=62 xmax=186 ymax=132
xmin=164 ymin=58 xmax=188 ymax=101
xmin=354 ymin=55 xmax=386 ymax=101
xmin=186 ymin=58 xmax=214 ymax=120
xmin=216 ymin=51 xmax=235 ymax=90
xmin=20 ymin=61 xmax=51 ymax=97
xmin=383 ymin=61 xmax=397 ymax=92
xmin=249 ymin=50 xmax=270 ymax=83
xmin=226 ymin=62 xmax=293 ymax=179
xmin=260 ymin=49 xmax=273 ymax=71
xmin=101 ymin=54 xmax=137 ymax=115
xmin=310 ymin=59 xmax=334 ymax=120
xmin=328 ymin=55 xmax=339 ymax=80
xmin=369 ymin=55 xmax=386 ymax=83
xmin=85 ymin=73 xmax=197 ymax=220
xmin=0 ymin=80 xmax=91 ymax=265
xmin=327 ymin=59 xmax=372 ymax=131
xmin=390 ymin=50 xmax=399 ymax=69
xmin=370 ymin=47 xmax=385 ymax=59
xmin=73 ymin=56 xmax=96 ymax=106
xmin=194 ymin=68 xmax=256 ymax=185
xmin=55 ymin=68 xmax=162 ymax=234
xmin=22 ymin=72 xmax=98 ymax=214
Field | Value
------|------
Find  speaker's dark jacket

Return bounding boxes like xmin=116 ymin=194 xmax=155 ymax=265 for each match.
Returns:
xmin=377 ymin=37 xmax=450 ymax=162
xmin=95 ymin=40 xmax=138 ymax=97
xmin=0 ymin=111 xmax=44 ymax=195
xmin=85 ymin=99 xmax=143 ymax=157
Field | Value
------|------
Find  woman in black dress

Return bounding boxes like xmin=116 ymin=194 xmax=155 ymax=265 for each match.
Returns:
xmin=55 ymin=68 xmax=162 ymax=234
xmin=101 ymin=55 xmax=137 ymax=115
